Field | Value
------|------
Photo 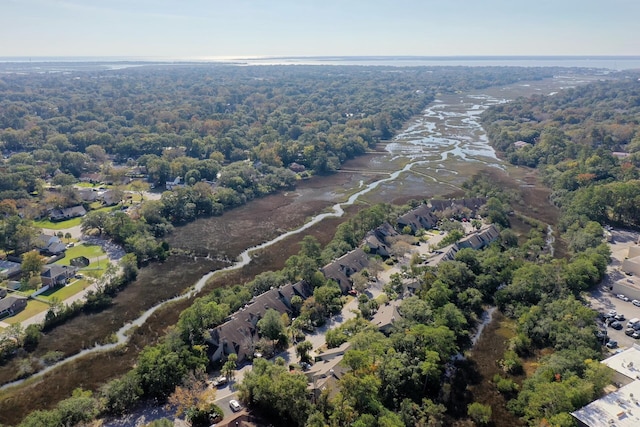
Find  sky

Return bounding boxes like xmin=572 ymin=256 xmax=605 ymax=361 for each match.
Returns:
xmin=1 ymin=0 xmax=639 ymax=58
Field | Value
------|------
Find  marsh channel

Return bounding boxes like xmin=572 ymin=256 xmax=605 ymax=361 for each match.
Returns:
xmin=0 ymin=73 xmax=598 ymax=425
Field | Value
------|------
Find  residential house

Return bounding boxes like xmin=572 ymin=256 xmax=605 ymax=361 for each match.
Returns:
xmin=0 ymin=260 xmax=21 ymax=279
xmin=363 ymin=222 xmax=399 ymax=258
xmin=102 ymin=190 xmax=121 ymax=206
xmin=35 ymin=234 xmax=67 ymax=255
xmin=0 ymin=296 xmax=28 ymax=318
xmin=370 ymin=301 xmax=402 ymax=334
xmin=207 ymin=281 xmax=313 ymax=364
xmin=458 ymin=224 xmax=500 ymax=250
xmin=320 ymin=248 xmax=370 ymax=294
xmin=49 ymin=205 xmax=86 ymax=222
xmin=77 ymin=188 xmax=100 ymax=203
xmin=396 ymin=204 xmax=438 ymax=234
xmin=429 ymin=197 xmax=487 ymax=218
xmin=166 ymin=176 xmax=184 ymax=190
xmin=41 ymin=264 xmax=78 ymax=287
xmin=513 ymin=140 xmax=531 ymax=149
xmin=307 ymin=342 xmax=351 ymax=400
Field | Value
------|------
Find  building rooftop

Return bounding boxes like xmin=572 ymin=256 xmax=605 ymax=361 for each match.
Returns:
xmin=602 ymin=345 xmax=640 ymax=382
xmin=572 ymin=381 xmax=640 ymax=427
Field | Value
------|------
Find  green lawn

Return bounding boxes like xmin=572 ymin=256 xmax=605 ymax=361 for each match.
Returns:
xmin=39 ymin=279 xmax=91 ymax=302
xmin=3 ymin=300 xmax=50 ymax=324
xmin=34 ymin=216 xmax=83 ymax=230
xmin=36 ymin=205 xmax=119 ymax=231
xmin=55 ymin=243 xmax=106 ymax=265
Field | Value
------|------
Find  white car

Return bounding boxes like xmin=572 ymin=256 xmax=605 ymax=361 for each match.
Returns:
xmin=617 ymin=294 xmax=630 ymax=302
xmin=229 ymin=399 xmax=242 ymax=412
xmin=633 ymin=300 xmax=640 ymax=307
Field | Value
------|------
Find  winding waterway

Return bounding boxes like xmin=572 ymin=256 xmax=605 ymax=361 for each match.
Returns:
xmin=0 ymin=74 xmax=591 ymax=396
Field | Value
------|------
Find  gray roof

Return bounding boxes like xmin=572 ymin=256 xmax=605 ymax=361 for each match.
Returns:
xmin=0 ymin=296 xmax=27 ymax=314
xmin=321 ymin=248 xmax=369 ymax=293
xmin=208 ymin=281 xmax=312 ymax=363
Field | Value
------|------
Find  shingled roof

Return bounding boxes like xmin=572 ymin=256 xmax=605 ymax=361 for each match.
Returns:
xmin=396 ymin=204 xmax=438 ymax=233
xmin=207 ymin=281 xmax=313 ymax=363
xmin=320 ymin=248 xmax=369 ymax=294
xmin=363 ymin=222 xmax=399 ymax=258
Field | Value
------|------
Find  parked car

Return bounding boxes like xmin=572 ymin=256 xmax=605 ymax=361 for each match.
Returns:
xmin=606 ymin=340 xmax=618 ymax=349
xmin=633 ymin=331 xmax=640 ymax=340
xmin=610 ymin=321 xmax=623 ymax=330
xmin=615 ymin=314 xmax=626 ymax=321
xmin=617 ymin=294 xmax=630 ymax=301
xmin=229 ymin=399 xmax=242 ymax=412
xmin=211 ymin=376 xmax=228 ymax=387
xmin=607 ymin=309 xmax=617 ymax=317
xmin=626 ymin=328 xmax=636 ymax=336
xmin=633 ymin=300 xmax=640 ymax=307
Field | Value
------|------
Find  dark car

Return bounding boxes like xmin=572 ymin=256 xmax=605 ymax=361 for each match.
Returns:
xmin=606 ymin=340 xmax=618 ymax=349
xmin=626 ymin=328 xmax=636 ymax=336
xmin=610 ymin=321 xmax=623 ymax=330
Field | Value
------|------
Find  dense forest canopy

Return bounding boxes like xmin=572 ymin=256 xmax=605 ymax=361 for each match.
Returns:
xmin=482 ymin=74 xmax=640 ymax=228
xmin=0 ymin=65 xmax=559 ymax=190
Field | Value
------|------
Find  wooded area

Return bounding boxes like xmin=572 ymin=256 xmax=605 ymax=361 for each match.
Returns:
xmin=1 ymin=65 xmax=632 ymax=427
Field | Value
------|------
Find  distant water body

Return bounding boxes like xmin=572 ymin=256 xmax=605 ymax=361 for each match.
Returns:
xmin=1 ymin=56 xmax=640 ymax=71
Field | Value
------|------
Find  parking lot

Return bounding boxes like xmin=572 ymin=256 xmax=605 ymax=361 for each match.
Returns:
xmin=587 ymin=228 xmax=640 ymax=352
xmin=588 ymin=288 xmax=640 ymax=351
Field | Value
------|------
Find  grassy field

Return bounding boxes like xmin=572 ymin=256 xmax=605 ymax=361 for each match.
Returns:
xmin=34 ymin=216 xmax=83 ymax=230
xmin=35 ymin=205 xmax=119 ymax=231
xmin=38 ymin=279 xmax=91 ymax=302
xmin=55 ymin=243 xmax=106 ymax=265
xmin=3 ymin=300 xmax=50 ymax=325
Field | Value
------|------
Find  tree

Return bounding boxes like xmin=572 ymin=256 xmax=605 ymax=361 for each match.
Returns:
xmin=167 ymin=370 xmax=215 ymax=418
xmin=81 ymin=210 xmax=110 ymax=235
xmin=258 ymin=308 xmax=286 ymax=343
xmin=64 ymin=232 xmax=72 ymax=242
xmin=313 ymin=283 xmax=343 ymax=316
xmin=55 ymin=388 xmax=101 ymax=427
xmin=467 ymin=402 xmax=491 ymax=425
xmin=21 ymin=250 xmax=45 ymax=277
xmin=296 ymin=340 xmax=313 ymax=363
xmin=100 ymin=371 xmax=143 ymax=415
xmin=223 ymin=353 xmax=238 ymax=381
xmin=120 ymin=253 xmax=139 ymax=282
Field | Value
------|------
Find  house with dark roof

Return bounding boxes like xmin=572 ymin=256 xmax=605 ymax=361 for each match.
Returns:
xmin=49 ymin=205 xmax=86 ymax=222
xmin=307 ymin=342 xmax=351 ymax=400
xmin=102 ymin=190 xmax=121 ymax=206
xmin=371 ymin=301 xmax=402 ymax=334
xmin=207 ymin=281 xmax=313 ymax=363
xmin=363 ymin=222 xmax=399 ymax=258
xmin=458 ymin=224 xmax=500 ymax=250
xmin=35 ymin=234 xmax=67 ymax=255
xmin=396 ymin=204 xmax=438 ymax=234
xmin=0 ymin=260 xmax=21 ymax=279
xmin=429 ymin=197 xmax=487 ymax=218
xmin=41 ymin=264 xmax=78 ymax=287
xmin=77 ymin=188 xmax=100 ymax=202
xmin=0 ymin=296 xmax=27 ymax=319
xmin=320 ymin=248 xmax=370 ymax=294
